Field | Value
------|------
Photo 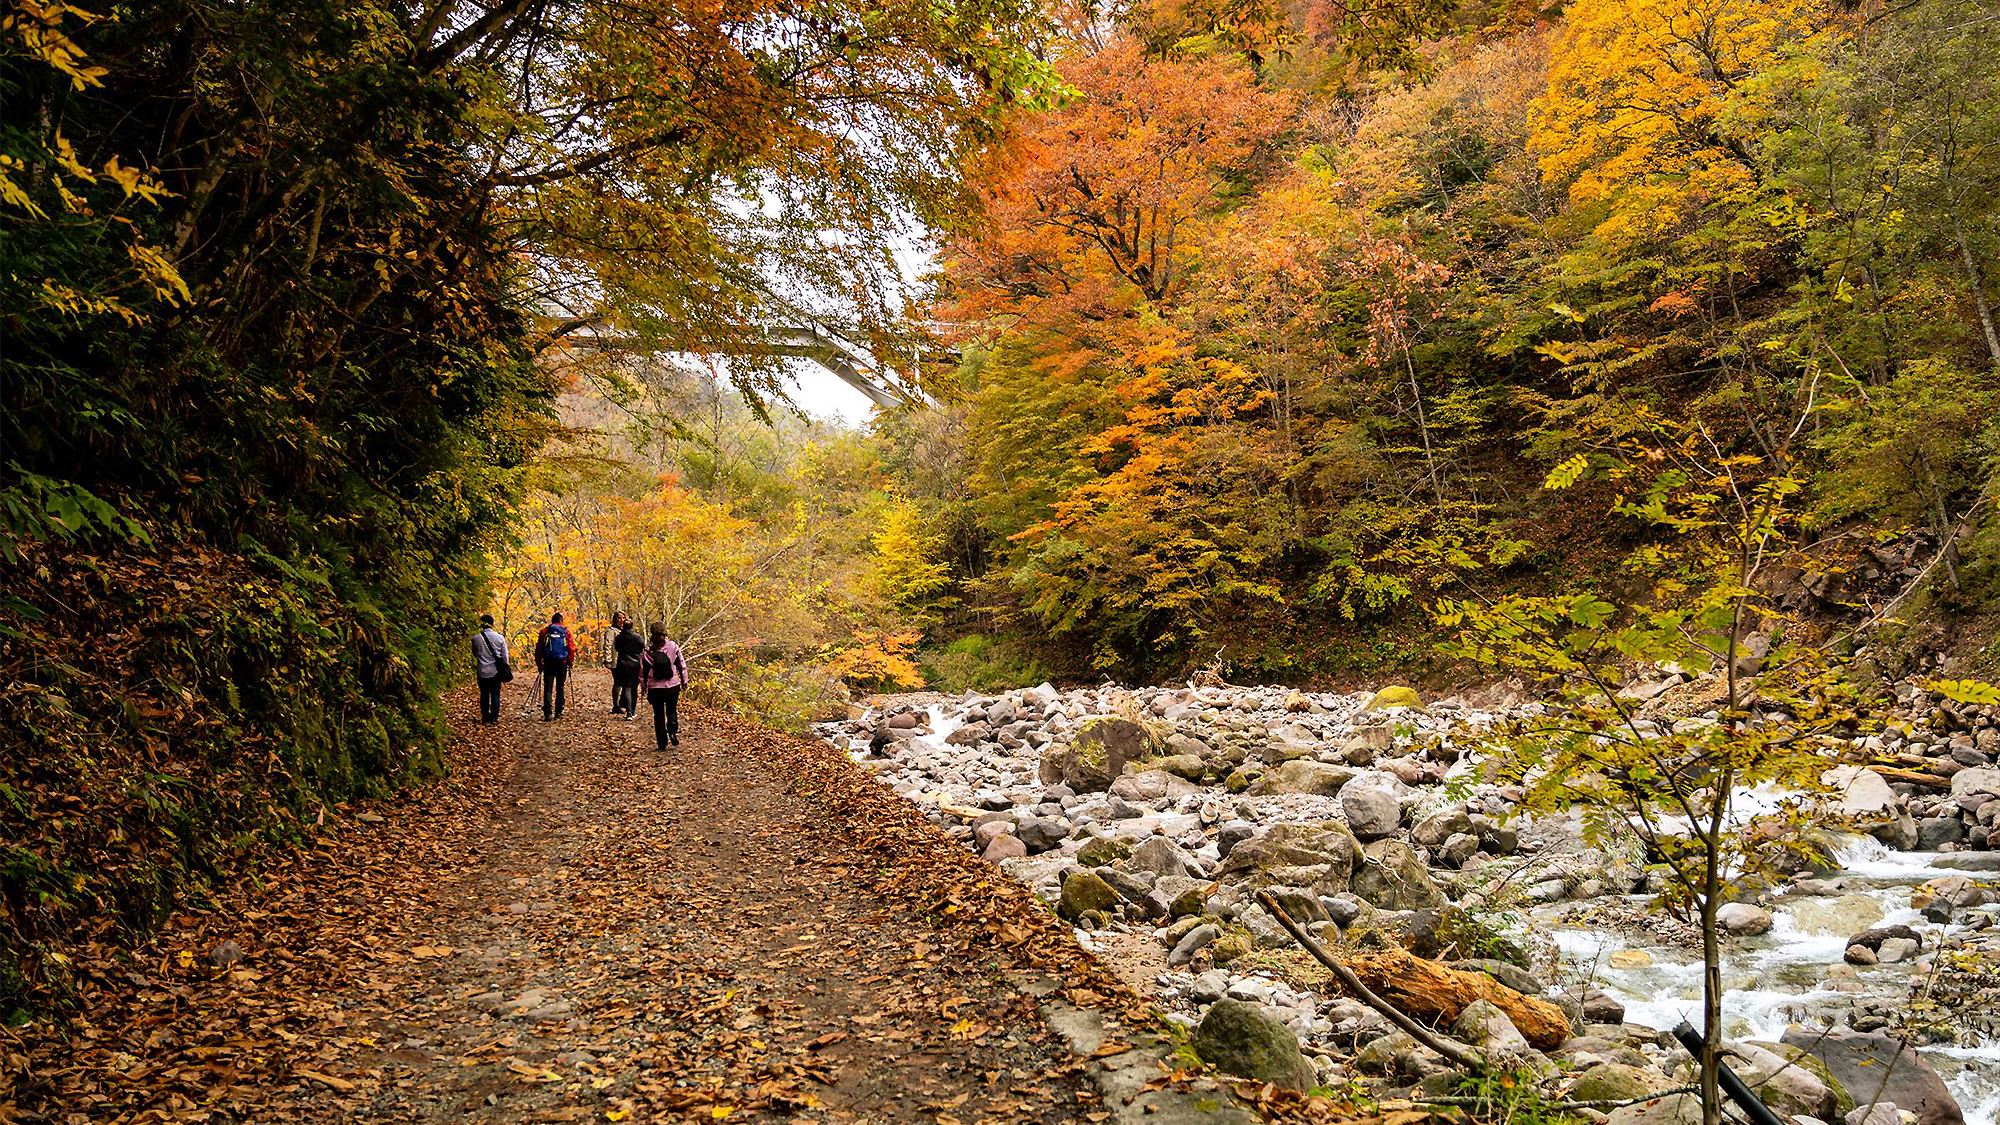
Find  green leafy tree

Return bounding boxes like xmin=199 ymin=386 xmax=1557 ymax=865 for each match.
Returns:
xmin=1440 ymin=406 xmax=1864 ymax=1125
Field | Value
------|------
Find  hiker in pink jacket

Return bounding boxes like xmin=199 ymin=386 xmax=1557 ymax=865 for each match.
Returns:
xmin=640 ymin=624 xmax=689 ymax=750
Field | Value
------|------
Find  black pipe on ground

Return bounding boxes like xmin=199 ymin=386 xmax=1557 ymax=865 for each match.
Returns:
xmin=1672 ymin=1020 xmax=1787 ymax=1125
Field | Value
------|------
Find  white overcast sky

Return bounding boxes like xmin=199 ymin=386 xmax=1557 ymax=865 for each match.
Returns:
xmin=782 ymin=360 xmax=879 ymax=427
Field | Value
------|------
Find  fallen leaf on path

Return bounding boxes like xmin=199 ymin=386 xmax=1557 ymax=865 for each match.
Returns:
xmin=295 ymin=1069 xmax=355 ymax=1091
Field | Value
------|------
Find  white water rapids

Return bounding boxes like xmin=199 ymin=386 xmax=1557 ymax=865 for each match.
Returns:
xmin=1539 ymin=833 xmax=2000 ymax=1122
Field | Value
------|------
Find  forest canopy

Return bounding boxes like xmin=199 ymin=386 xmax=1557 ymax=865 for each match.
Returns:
xmin=0 ymin=0 xmax=1051 ymax=1011
xmin=881 ymin=0 xmax=2000 ymax=678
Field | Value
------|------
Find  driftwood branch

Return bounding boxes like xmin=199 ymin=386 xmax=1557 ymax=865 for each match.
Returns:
xmin=1253 ymin=890 xmax=1488 ymax=1071
xmin=1865 ymin=763 xmax=1950 ymax=790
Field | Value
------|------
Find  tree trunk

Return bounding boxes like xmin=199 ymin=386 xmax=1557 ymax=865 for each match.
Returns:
xmin=1699 ymin=767 xmax=1732 ymax=1125
xmin=1954 ymin=211 xmax=2000 ymax=375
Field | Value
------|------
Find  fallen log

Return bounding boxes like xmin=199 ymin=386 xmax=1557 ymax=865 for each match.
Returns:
xmin=1342 ymin=947 xmax=1572 ymax=1051
xmin=1254 ymin=891 xmax=1487 ymax=1071
xmin=1864 ymin=764 xmax=1951 ymax=790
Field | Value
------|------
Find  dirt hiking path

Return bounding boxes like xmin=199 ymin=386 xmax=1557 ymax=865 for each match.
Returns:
xmin=12 ymin=672 xmax=1207 ymax=1124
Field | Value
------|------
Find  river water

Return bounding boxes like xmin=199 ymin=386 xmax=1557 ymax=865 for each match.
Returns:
xmin=1538 ymin=834 xmax=2000 ymax=1122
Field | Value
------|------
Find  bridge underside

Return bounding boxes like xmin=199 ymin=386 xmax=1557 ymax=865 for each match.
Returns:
xmin=540 ymin=322 xmax=918 ymax=410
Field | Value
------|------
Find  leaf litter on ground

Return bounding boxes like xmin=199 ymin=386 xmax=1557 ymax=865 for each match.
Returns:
xmin=5 ymin=673 xmax=1408 ymax=1124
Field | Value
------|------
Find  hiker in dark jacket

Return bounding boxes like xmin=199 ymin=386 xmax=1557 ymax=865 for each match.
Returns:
xmin=600 ymin=611 xmax=626 ymax=712
xmin=640 ymin=624 xmax=689 ymax=750
xmin=534 ymin=611 xmax=575 ymax=721
xmin=610 ymin=614 xmax=645 ymax=719
xmin=472 ymin=614 xmax=510 ymax=724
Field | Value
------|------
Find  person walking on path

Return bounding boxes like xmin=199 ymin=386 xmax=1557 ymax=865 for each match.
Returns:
xmin=472 ymin=614 xmax=511 ymax=724
xmin=600 ymin=611 xmax=628 ymax=713
xmin=534 ymin=612 xmax=575 ymax=721
xmin=640 ymin=624 xmax=689 ymax=750
xmin=610 ymin=614 xmax=645 ymax=719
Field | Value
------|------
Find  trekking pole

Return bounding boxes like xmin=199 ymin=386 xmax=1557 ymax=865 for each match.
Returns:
xmin=522 ymin=670 xmax=542 ymax=715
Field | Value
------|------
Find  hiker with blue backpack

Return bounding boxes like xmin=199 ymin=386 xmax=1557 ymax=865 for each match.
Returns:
xmin=534 ymin=612 xmax=576 ymax=721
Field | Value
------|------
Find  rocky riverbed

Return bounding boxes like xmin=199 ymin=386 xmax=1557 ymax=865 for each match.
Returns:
xmin=816 ymin=680 xmax=2000 ymax=1125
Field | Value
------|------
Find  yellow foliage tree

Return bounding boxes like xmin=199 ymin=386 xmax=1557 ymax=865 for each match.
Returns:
xmin=492 ymin=479 xmax=803 ymax=661
xmin=871 ymin=499 xmax=957 ymax=627
xmin=1531 ymin=0 xmax=1832 ymax=247
xmin=825 ymin=631 xmax=927 ymax=693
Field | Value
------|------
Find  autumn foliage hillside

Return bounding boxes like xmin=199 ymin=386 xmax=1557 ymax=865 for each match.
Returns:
xmin=887 ymin=0 xmax=2000 ymax=680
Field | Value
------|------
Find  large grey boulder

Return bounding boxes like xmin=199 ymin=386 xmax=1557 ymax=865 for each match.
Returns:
xmin=1949 ymin=766 xmax=2000 ymax=798
xmin=1729 ymin=1042 xmax=1838 ymax=1119
xmin=1264 ymin=723 xmax=1322 ymax=760
xmin=1823 ymin=766 xmax=1900 ymax=818
xmin=1096 ymin=867 xmax=1153 ymax=904
xmin=1716 ymin=902 xmax=1773 ymax=936
xmin=1779 ymin=1027 xmax=1964 ymax=1125
xmin=1216 ymin=823 xmax=1360 ymax=890
xmin=1109 ymin=769 xmax=1204 ymax=802
xmin=1245 ymin=760 xmax=1356 ymax=796
xmin=1341 ymin=772 xmax=1412 ymax=841
xmin=1351 ymin=839 xmax=1445 ymax=911
xmin=1451 ymin=998 xmax=1528 ymax=1057
xmin=1262 ymin=887 xmax=1328 ymax=925
xmin=1038 ymin=716 xmax=1167 ymax=791
xmin=1126 ymin=836 xmax=1204 ymax=880
xmin=1343 ymin=725 xmax=1395 ymax=755
xmin=1192 ymin=999 xmax=1315 ymax=1091
xmin=1438 ymin=832 xmax=1480 ymax=868
xmin=1014 ymin=816 xmax=1069 ymax=853
xmin=1412 ymin=807 xmax=1473 ymax=847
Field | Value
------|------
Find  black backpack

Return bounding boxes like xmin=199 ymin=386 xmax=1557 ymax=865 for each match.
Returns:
xmin=614 ymin=628 xmax=643 ymax=673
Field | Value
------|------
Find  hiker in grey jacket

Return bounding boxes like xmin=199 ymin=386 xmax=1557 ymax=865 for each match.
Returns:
xmin=472 ymin=615 xmax=510 ymax=724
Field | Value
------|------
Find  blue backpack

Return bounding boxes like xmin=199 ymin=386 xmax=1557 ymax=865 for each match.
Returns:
xmin=544 ymin=624 xmax=570 ymax=661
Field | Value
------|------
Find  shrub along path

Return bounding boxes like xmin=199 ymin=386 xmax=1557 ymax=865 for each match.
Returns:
xmin=8 ymin=671 xmax=1161 ymax=1123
